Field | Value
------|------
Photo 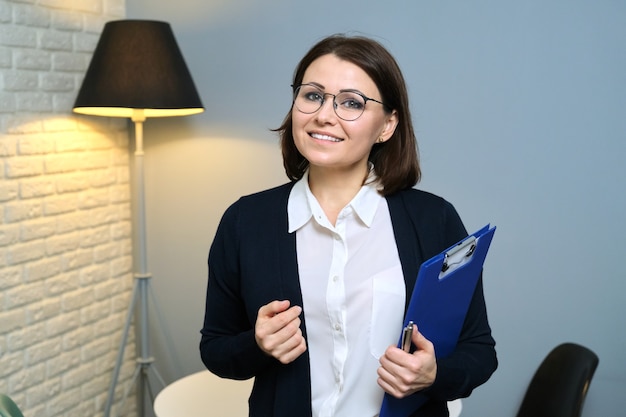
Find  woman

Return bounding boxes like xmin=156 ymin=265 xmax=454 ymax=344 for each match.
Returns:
xmin=200 ymin=34 xmax=497 ymax=417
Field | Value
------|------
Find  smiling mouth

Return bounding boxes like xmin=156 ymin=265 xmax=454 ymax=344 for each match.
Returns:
xmin=310 ymin=133 xmax=343 ymax=142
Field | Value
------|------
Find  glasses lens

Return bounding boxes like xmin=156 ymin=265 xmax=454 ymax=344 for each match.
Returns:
xmin=293 ymin=85 xmax=324 ymax=114
xmin=334 ymin=92 xmax=366 ymax=121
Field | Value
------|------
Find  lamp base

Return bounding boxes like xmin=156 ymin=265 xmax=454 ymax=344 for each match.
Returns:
xmin=104 ymin=275 xmax=166 ymax=417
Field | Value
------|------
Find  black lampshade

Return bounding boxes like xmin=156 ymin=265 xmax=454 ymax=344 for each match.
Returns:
xmin=73 ymin=20 xmax=204 ymax=118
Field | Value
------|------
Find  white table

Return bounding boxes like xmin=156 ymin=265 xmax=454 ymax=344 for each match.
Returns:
xmin=448 ymin=398 xmax=463 ymax=417
xmin=154 ymin=370 xmax=461 ymax=417
xmin=154 ymin=370 xmax=253 ymax=417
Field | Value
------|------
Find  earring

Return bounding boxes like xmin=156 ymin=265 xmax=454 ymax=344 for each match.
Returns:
xmin=377 ymin=136 xmax=385 ymax=143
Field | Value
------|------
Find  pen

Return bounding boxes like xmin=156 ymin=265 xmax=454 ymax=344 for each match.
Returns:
xmin=401 ymin=321 xmax=414 ymax=352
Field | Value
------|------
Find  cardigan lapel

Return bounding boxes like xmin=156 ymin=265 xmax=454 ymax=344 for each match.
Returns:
xmin=271 ymin=183 xmax=313 ymax=417
xmin=386 ymin=191 xmax=424 ymax=312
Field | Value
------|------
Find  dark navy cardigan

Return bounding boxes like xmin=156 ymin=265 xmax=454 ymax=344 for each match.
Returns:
xmin=200 ymin=183 xmax=497 ymax=417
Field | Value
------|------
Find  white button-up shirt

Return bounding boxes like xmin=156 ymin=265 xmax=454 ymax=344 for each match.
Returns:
xmin=288 ymin=170 xmax=405 ymax=417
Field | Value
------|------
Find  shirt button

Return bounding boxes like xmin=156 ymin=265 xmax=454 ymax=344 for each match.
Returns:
xmin=334 ymin=324 xmax=341 ymax=331
xmin=333 ymin=276 xmax=339 ymax=282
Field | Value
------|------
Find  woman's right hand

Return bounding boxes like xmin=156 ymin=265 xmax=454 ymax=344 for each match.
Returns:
xmin=255 ymin=300 xmax=307 ymax=364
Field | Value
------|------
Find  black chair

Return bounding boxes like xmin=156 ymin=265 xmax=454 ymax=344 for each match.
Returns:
xmin=516 ymin=342 xmax=599 ymax=417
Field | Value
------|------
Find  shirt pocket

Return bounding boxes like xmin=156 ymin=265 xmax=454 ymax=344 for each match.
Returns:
xmin=369 ymin=266 xmax=405 ymax=358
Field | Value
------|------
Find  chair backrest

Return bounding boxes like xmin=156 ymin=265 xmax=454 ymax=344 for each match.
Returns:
xmin=0 ymin=394 xmax=24 ymax=417
xmin=516 ymin=342 xmax=599 ymax=417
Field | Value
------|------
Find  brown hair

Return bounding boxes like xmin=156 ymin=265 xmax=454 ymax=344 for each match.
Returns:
xmin=274 ymin=34 xmax=421 ymax=195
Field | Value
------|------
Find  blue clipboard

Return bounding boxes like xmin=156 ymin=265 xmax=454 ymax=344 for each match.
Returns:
xmin=379 ymin=224 xmax=496 ymax=417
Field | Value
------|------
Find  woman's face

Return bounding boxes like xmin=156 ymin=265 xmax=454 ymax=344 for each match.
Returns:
xmin=292 ymin=54 xmax=397 ymax=175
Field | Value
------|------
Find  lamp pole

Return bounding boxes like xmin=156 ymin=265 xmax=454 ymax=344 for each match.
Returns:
xmin=104 ymin=110 xmax=166 ymax=417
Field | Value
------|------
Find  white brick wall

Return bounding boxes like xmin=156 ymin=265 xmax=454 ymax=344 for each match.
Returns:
xmin=0 ymin=1 xmax=137 ymax=416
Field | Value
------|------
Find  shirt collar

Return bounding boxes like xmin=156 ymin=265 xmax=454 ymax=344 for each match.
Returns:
xmin=353 ymin=167 xmax=382 ymax=227
xmin=287 ymin=166 xmax=382 ymax=233
xmin=287 ymin=171 xmax=313 ymax=233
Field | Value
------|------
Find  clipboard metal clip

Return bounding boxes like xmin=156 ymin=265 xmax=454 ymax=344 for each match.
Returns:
xmin=441 ymin=236 xmax=477 ymax=273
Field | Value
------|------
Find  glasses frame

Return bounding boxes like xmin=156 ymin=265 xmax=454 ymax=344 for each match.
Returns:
xmin=291 ymin=83 xmax=390 ymax=121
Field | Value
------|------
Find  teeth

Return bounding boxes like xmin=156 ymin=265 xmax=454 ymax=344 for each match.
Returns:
xmin=311 ymin=133 xmax=342 ymax=142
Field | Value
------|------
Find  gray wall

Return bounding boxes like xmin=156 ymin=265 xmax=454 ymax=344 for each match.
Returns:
xmin=127 ymin=1 xmax=626 ymax=416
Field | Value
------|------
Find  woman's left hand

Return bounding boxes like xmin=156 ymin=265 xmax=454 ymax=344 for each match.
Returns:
xmin=377 ymin=326 xmax=437 ymax=398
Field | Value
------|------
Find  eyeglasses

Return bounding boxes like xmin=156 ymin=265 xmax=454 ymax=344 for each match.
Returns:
xmin=292 ymin=83 xmax=389 ymax=121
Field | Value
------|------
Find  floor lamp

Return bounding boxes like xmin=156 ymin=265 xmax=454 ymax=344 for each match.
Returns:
xmin=73 ymin=20 xmax=204 ymax=417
